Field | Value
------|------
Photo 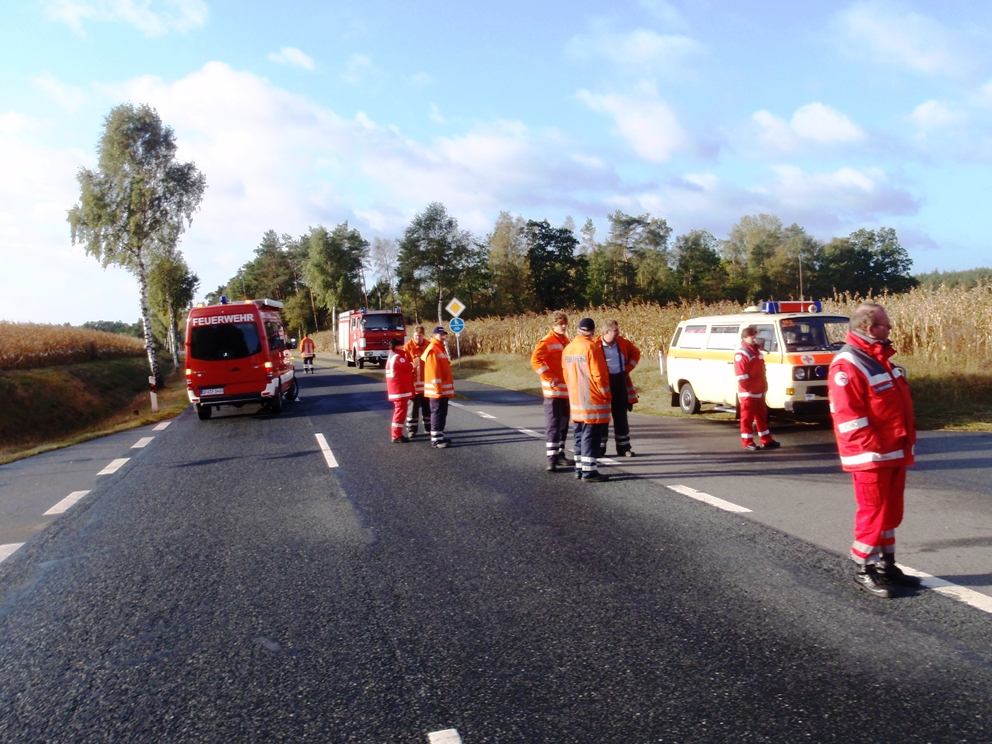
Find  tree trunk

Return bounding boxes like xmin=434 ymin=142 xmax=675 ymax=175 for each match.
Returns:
xmin=437 ymin=284 xmax=443 ymax=327
xmin=137 ymin=252 xmax=162 ymax=388
xmin=168 ymin=304 xmax=179 ymax=372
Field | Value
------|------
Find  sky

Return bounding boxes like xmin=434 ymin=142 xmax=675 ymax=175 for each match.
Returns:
xmin=2 ymin=0 xmax=992 ymax=325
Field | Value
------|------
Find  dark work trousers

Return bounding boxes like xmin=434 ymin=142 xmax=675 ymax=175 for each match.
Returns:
xmin=429 ymin=398 xmax=449 ymax=445
xmin=605 ymin=372 xmax=631 ymax=456
xmin=406 ymin=394 xmax=431 ymax=434
xmin=574 ymin=422 xmax=607 ymax=478
xmin=544 ymin=397 xmax=570 ymax=464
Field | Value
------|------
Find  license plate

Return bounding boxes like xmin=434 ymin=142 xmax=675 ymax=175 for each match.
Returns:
xmin=805 ymin=393 xmax=817 ymax=401
xmin=201 ymin=387 xmax=224 ymax=396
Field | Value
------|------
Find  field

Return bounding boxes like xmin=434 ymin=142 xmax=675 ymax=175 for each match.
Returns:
xmin=0 ymin=322 xmax=145 ymax=371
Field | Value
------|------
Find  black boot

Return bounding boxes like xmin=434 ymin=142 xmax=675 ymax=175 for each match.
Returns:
xmin=854 ymin=564 xmax=893 ymax=598
xmin=878 ymin=555 xmax=922 ymax=588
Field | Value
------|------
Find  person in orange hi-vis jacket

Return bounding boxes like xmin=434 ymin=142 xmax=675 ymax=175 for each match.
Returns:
xmin=562 ymin=317 xmax=612 ymax=482
xmin=402 ymin=325 xmax=430 ymax=437
xmin=300 ymin=334 xmax=316 ymax=375
xmin=421 ymin=326 xmax=455 ymax=449
xmin=385 ymin=338 xmax=414 ymax=443
xmin=828 ymin=302 xmax=919 ymax=599
xmin=594 ymin=319 xmax=641 ymax=458
xmin=531 ymin=311 xmax=572 ymax=472
xmin=735 ymin=325 xmax=781 ymax=452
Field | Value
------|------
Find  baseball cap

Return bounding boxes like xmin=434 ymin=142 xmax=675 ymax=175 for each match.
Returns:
xmin=432 ymin=326 xmax=447 ymax=335
xmin=578 ymin=317 xmax=595 ymax=332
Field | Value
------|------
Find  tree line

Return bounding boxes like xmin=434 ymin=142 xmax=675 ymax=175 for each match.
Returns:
xmin=211 ymin=203 xmax=919 ymax=335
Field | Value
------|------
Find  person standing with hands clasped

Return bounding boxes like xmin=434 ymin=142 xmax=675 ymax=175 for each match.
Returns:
xmin=422 ymin=326 xmax=455 ymax=449
xmin=735 ymin=325 xmax=781 ymax=451
xmin=828 ymin=303 xmax=920 ymax=598
xmin=531 ymin=312 xmax=573 ymax=472
xmin=596 ymin=319 xmax=640 ymax=457
xmin=562 ymin=318 xmax=612 ymax=482
xmin=385 ymin=338 xmax=414 ymax=443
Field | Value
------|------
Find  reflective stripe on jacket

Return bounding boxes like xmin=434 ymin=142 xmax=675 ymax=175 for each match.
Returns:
xmin=300 ymin=337 xmax=315 ymax=356
xmin=421 ymin=338 xmax=455 ymax=399
xmin=734 ymin=342 xmax=766 ymax=399
xmin=385 ymin=350 xmax=414 ymax=401
xmin=563 ymin=334 xmax=612 ymax=424
xmin=403 ymin=338 xmax=429 ymax=394
xmin=531 ymin=330 xmax=569 ymax=399
xmin=828 ymin=331 xmax=916 ymax=472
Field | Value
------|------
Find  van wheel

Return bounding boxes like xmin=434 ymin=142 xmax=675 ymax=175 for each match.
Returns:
xmin=268 ymin=389 xmax=283 ymax=414
xmin=679 ymin=383 xmax=701 ymax=414
xmin=195 ymin=403 xmax=211 ymax=420
xmin=357 ymin=352 xmax=364 ymax=369
xmin=285 ymin=378 xmax=299 ymax=401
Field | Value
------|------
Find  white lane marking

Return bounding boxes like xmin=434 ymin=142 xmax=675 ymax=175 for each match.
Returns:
xmin=449 ymin=401 xmax=465 ymax=407
xmin=599 ymin=457 xmax=618 ymax=466
xmin=518 ymin=428 xmax=542 ymax=438
xmin=131 ymin=437 xmax=154 ymax=449
xmin=153 ymin=421 xmax=171 ymax=431
xmin=315 ymin=434 xmax=339 ymax=468
xmin=901 ymin=568 xmax=992 ymax=615
xmin=97 ymin=458 xmax=129 ymax=475
xmin=476 ymin=411 xmax=496 ymax=419
xmin=44 ymin=490 xmax=91 ymax=515
xmin=0 ymin=543 xmax=24 ymax=564
xmin=427 ymin=730 xmax=462 ymax=744
xmin=667 ymin=484 xmax=752 ymax=514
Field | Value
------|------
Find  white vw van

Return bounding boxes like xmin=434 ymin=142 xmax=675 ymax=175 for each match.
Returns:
xmin=663 ymin=301 xmax=849 ymax=415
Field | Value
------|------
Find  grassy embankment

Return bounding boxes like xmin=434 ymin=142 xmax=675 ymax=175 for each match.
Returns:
xmin=0 ymin=323 xmax=189 ymax=464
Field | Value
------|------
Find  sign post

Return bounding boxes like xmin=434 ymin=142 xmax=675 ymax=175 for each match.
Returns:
xmin=445 ymin=298 xmax=465 ymax=368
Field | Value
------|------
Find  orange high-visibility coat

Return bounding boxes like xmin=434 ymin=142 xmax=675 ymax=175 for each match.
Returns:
xmin=421 ymin=338 xmax=455 ymax=399
xmin=300 ymin=336 xmax=315 ymax=357
xmin=562 ymin=334 xmax=612 ymax=424
xmin=403 ymin=337 xmax=429 ymax=394
xmin=530 ymin=330 xmax=570 ymax=399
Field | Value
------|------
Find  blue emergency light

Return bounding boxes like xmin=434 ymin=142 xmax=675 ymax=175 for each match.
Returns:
xmin=761 ymin=300 xmax=822 ymax=314
xmin=220 ymin=295 xmax=228 ymax=304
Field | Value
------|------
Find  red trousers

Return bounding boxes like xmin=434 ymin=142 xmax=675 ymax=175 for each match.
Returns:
xmin=391 ymin=400 xmax=407 ymax=439
xmin=740 ymin=396 xmax=773 ymax=447
xmin=850 ymin=466 xmax=906 ymax=564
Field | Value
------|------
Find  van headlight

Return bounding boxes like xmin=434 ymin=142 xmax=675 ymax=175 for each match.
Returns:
xmin=793 ymin=367 xmax=807 ymax=380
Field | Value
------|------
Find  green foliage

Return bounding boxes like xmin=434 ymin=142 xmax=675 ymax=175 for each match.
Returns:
xmin=915 ymin=267 xmax=992 ymax=289
xmin=526 ymin=220 xmax=586 ymax=311
xmin=672 ymin=230 xmax=727 ymax=301
xmin=304 ymin=222 xmax=369 ymax=311
xmin=81 ymin=320 xmax=143 ymax=337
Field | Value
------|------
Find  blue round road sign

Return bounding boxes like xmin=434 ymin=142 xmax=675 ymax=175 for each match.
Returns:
xmin=449 ymin=318 xmax=465 ymax=334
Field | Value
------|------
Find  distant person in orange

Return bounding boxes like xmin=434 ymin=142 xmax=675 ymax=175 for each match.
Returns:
xmin=531 ymin=311 xmax=572 ymax=472
xmin=385 ymin=338 xmax=414 ymax=443
xmin=562 ymin=317 xmax=612 ymax=482
xmin=300 ymin=333 xmax=316 ymax=374
xmin=422 ymin=326 xmax=455 ymax=449
xmin=403 ymin=325 xmax=430 ymax=437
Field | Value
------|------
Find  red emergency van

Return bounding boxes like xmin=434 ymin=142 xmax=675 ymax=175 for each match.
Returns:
xmin=185 ymin=298 xmax=298 ymax=420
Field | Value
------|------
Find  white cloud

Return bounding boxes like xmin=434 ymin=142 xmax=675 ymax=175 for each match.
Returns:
xmin=43 ymin=0 xmax=208 ymax=37
xmin=908 ymin=100 xmax=961 ymax=136
xmin=638 ymin=0 xmax=689 ymax=30
xmin=268 ymin=47 xmax=315 ymax=71
xmin=343 ymin=54 xmax=382 ymax=86
xmin=429 ymin=104 xmax=446 ymax=124
xmin=765 ymin=164 xmax=917 ymax=218
xmin=753 ymin=103 xmax=864 ymax=152
xmin=33 ymin=73 xmax=87 ymax=112
xmin=577 ymin=82 xmax=687 ymax=162
xmin=565 ymin=20 xmax=705 ymax=79
xmin=410 ymin=72 xmax=435 ymax=88
xmin=833 ymin=1 xmax=970 ymax=76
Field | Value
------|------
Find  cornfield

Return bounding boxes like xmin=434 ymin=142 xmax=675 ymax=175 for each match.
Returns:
xmin=0 ymin=322 xmax=146 ymax=371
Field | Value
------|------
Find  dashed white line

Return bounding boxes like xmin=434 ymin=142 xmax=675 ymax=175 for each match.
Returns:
xmin=97 ymin=458 xmax=129 ymax=475
xmin=599 ymin=457 xmax=618 ymax=466
xmin=667 ymin=484 xmax=752 ymax=514
xmin=131 ymin=437 xmax=154 ymax=449
xmin=476 ymin=411 xmax=497 ymax=419
xmin=153 ymin=421 xmax=171 ymax=431
xmin=449 ymin=401 xmax=465 ymax=407
xmin=315 ymin=434 xmax=339 ymax=468
xmin=902 ymin=568 xmax=992 ymax=615
xmin=0 ymin=543 xmax=24 ymax=564
xmin=44 ymin=491 xmax=91 ymax=515
xmin=517 ymin=428 xmax=542 ymax=438
xmin=427 ymin=730 xmax=462 ymax=744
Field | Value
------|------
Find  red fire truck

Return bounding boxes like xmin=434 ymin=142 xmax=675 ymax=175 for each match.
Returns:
xmin=337 ymin=308 xmax=407 ymax=368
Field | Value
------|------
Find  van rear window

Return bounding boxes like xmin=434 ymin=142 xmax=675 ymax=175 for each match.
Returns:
xmin=190 ymin=323 xmax=262 ymax=361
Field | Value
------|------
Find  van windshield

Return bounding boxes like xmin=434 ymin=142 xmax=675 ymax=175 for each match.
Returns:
xmin=779 ymin=316 xmax=849 ymax=352
xmin=190 ymin=323 xmax=263 ymax=361
xmin=362 ymin=313 xmax=404 ymax=331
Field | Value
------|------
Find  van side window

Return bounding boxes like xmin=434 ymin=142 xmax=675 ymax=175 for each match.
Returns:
xmin=755 ymin=324 xmax=778 ymax=352
xmin=670 ymin=328 xmax=682 ymax=348
xmin=707 ymin=325 xmax=739 ymax=350
xmin=679 ymin=325 xmax=707 ymax=349
xmin=266 ymin=321 xmax=286 ymax=351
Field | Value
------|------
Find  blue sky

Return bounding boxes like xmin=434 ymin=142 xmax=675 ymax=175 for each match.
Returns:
xmin=2 ymin=0 xmax=991 ymax=324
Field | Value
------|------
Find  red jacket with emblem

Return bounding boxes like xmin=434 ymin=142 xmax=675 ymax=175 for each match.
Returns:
xmin=385 ymin=349 xmax=414 ymax=401
xmin=828 ymin=331 xmax=915 ymax=472
xmin=531 ymin=330 xmax=570 ymax=399
xmin=734 ymin=341 xmax=767 ymax=398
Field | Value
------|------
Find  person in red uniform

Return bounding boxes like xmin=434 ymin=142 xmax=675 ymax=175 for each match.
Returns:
xmin=402 ymin=325 xmax=430 ymax=437
xmin=385 ymin=338 xmax=414 ymax=443
xmin=300 ymin=334 xmax=316 ymax=374
xmin=531 ymin=312 xmax=572 ymax=472
xmin=562 ymin=317 xmax=612 ymax=482
xmin=735 ymin=325 xmax=781 ymax=451
xmin=828 ymin=302 xmax=920 ymax=598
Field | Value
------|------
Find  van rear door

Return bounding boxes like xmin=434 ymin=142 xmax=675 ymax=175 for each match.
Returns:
xmin=188 ymin=314 xmax=266 ymax=397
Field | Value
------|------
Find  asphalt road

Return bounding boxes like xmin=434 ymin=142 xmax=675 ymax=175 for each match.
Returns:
xmin=1 ymin=356 xmax=991 ymax=742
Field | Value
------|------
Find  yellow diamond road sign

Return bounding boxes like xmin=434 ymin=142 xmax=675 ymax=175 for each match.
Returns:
xmin=445 ymin=298 xmax=465 ymax=318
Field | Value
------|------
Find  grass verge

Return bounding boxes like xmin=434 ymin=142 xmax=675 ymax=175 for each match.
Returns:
xmin=0 ymin=359 xmax=189 ymax=465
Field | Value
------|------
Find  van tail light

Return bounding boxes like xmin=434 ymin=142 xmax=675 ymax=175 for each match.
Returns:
xmin=265 ymin=361 xmax=274 ymax=380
